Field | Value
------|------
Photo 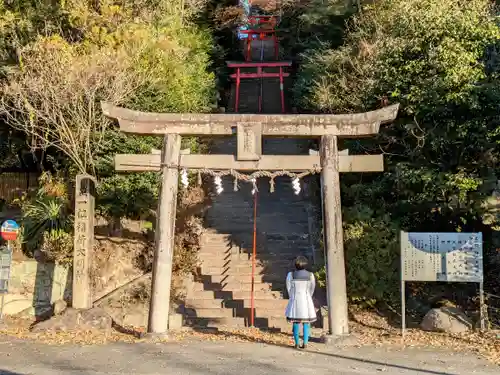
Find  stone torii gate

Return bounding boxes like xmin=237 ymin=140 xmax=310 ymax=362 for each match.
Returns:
xmin=101 ymin=102 xmax=399 ymax=339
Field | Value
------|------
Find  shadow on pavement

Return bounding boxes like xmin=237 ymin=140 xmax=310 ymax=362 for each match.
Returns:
xmin=305 ymin=351 xmax=458 ymax=375
xmin=0 ymin=370 xmax=25 ymax=375
xmin=191 ymin=328 xmax=460 ymax=375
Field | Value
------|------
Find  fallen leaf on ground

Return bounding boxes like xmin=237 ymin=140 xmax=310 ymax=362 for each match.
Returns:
xmin=1 ymin=312 xmax=499 ymax=365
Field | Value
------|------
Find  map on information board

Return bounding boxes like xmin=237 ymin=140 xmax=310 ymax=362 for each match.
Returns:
xmin=0 ymin=246 xmax=12 ymax=294
xmin=400 ymin=232 xmax=483 ymax=283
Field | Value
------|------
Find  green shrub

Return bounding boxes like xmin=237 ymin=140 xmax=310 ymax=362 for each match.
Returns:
xmin=315 ymin=207 xmax=399 ymax=306
xmin=297 ymin=0 xmax=500 ymax=306
xmin=343 ymin=209 xmax=400 ymax=305
xmin=295 ymin=0 xmax=500 ymax=113
xmin=15 ymin=172 xmax=73 ymax=260
xmin=40 ymin=228 xmax=74 ymax=264
xmin=1 ymin=1 xmax=217 ymax=223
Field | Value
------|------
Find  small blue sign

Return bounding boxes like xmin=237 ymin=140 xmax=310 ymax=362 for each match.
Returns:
xmin=1 ymin=220 xmax=20 ymax=241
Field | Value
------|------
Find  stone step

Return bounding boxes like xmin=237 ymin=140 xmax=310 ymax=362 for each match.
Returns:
xmin=261 ymin=242 xmax=312 ymax=249
xmin=188 ymin=290 xmax=217 ymax=299
xmin=265 ymin=234 xmax=310 ymax=240
xmin=200 ymin=258 xmax=292 ymax=268
xmin=185 ymin=299 xmax=224 ymax=309
xmin=198 ymin=248 xmax=237 ymax=256
xmin=222 ymin=282 xmax=284 ymax=293
xmin=190 ymin=281 xmax=278 ymax=293
xmin=244 ymin=299 xmax=288 ymax=310
xmin=230 ymin=290 xmax=284 ymax=300
xmin=188 ymin=287 xmax=283 ymax=300
xmin=190 ymin=283 xmax=221 ymax=293
xmin=224 ymin=300 xmax=287 ymax=312
xmin=199 ymin=235 xmax=310 ymax=247
xmin=199 ymin=239 xmax=239 ymax=247
xmin=259 ymin=246 xmax=311 ymax=254
xmin=254 ymin=316 xmax=290 ymax=331
xmin=185 ymin=316 xmax=246 ymax=328
xmin=198 ymin=251 xmax=300 ymax=262
xmin=208 ymin=274 xmax=286 ymax=284
xmin=245 ymin=238 xmax=310 ymax=250
xmin=188 ymin=289 xmax=266 ymax=300
xmin=201 ymin=233 xmax=231 ymax=243
xmin=198 ymin=249 xmax=236 ymax=258
xmin=254 ymin=308 xmax=284 ymax=318
xmin=197 ymin=255 xmax=307 ymax=268
xmin=205 ymin=214 xmax=307 ymax=226
xmin=236 ymin=252 xmax=302 ymax=261
xmin=184 ymin=308 xmax=233 ymax=318
xmin=183 ymin=314 xmax=290 ymax=332
xmin=203 ymin=225 xmax=310 ymax=235
xmin=201 ymin=231 xmax=310 ymax=241
xmin=219 ymin=304 xmax=287 ymax=319
xmin=201 ymin=265 xmax=290 ymax=276
xmin=198 ymin=243 xmax=234 ymax=251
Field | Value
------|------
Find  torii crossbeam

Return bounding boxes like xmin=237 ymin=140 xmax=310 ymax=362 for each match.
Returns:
xmin=101 ymin=102 xmax=399 ymax=339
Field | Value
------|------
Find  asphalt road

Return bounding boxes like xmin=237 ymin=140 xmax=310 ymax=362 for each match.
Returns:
xmin=0 ymin=336 xmax=498 ymax=375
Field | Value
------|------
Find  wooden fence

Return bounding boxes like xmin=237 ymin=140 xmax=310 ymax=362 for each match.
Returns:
xmin=0 ymin=173 xmax=40 ymax=202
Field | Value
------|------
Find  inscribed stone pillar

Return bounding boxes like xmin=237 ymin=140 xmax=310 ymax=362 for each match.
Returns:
xmin=72 ymin=175 xmax=95 ymax=309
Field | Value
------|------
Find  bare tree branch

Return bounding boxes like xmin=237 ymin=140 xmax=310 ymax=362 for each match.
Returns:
xmin=0 ymin=40 xmax=147 ymax=175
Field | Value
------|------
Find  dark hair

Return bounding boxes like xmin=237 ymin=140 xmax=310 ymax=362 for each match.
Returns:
xmin=294 ymin=256 xmax=308 ymax=271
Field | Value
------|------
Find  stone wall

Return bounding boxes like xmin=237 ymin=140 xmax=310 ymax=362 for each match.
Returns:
xmin=3 ymin=261 xmax=71 ymax=316
xmin=3 ymin=233 xmax=150 ymax=317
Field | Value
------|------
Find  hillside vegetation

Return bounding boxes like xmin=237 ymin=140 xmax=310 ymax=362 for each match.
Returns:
xmin=0 ymin=0 xmax=215 ymax=271
xmin=295 ymin=0 xmax=500 ymax=313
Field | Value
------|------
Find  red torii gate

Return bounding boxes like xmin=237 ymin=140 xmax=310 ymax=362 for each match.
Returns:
xmin=229 ymin=13 xmax=285 ymax=114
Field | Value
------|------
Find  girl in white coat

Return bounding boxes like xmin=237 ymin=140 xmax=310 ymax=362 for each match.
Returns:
xmin=285 ymin=256 xmax=316 ymax=349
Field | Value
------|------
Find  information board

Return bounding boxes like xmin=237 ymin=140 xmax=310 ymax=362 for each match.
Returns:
xmin=400 ymin=232 xmax=483 ymax=283
xmin=0 ymin=246 xmax=12 ymax=294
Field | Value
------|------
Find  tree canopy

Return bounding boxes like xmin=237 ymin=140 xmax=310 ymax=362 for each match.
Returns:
xmin=0 ymin=1 xmax=217 ymax=261
xmin=0 ymin=0 xmax=216 ymax=221
xmin=295 ymin=0 xmax=500 ymax=304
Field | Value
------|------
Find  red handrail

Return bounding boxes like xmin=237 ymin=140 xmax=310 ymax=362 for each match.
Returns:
xmin=250 ymin=190 xmax=258 ymax=327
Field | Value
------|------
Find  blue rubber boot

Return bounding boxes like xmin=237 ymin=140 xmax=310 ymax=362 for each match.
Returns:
xmin=292 ymin=322 xmax=300 ymax=348
xmin=302 ymin=323 xmax=310 ymax=348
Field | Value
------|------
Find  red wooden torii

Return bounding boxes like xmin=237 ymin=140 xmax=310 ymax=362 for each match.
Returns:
xmin=227 ymin=12 xmax=289 ymax=114
xmin=227 ymin=60 xmax=290 ymax=113
xmin=240 ymin=28 xmax=279 ymax=62
xmin=242 ymin=15 xmax=279 ymax=61
xmin=227 ymin=3 xmax=289 ymax=329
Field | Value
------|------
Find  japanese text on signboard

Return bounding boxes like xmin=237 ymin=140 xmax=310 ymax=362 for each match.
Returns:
xmin=401 ymin=232 xmax=483 ymax=283
xmin=0 ymin=246 xmax=12 ymax=294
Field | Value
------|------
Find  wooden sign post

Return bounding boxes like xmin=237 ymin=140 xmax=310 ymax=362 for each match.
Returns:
xmin=102 ymin=102 xmax=399 ymax=338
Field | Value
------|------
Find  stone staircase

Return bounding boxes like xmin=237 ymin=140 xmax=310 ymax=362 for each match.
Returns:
xmin=184 ymin=231 xmax=311 ymax=332
xmin=181 ymin=15 xmax=321 ymax=333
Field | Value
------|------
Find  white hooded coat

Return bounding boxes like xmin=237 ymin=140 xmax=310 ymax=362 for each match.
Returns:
xmin=285 ymin=270 xmax=317 ymax=322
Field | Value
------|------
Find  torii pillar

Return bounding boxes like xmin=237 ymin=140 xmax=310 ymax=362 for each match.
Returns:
xmin=101 ymin=102 xmax=399 ymax=339
xmin=321 ymin=135 xmax=349 ymax=337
